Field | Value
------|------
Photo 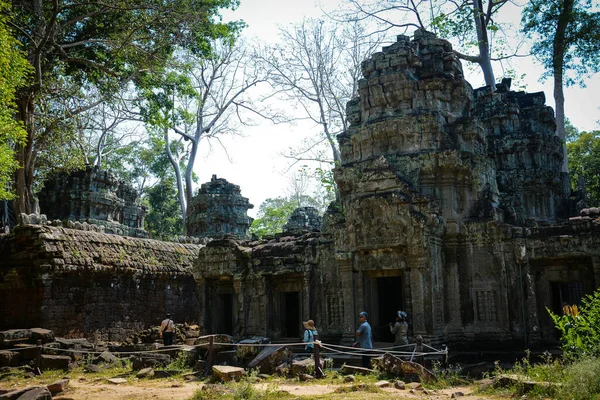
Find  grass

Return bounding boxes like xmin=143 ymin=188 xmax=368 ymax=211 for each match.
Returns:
xmin=480 ymin=352 xmax=600 ymax=400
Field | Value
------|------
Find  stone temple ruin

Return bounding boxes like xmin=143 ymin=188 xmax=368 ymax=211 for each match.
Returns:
xmin=1 ymin=30 xmax=600 ymax=350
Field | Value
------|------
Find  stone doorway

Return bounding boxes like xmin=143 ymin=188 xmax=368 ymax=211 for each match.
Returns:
xmin=364 ymin=272 xmax=405 ymax=342
xmin=280 ymin=291 xmax=300 ymax=338
xmin=215 ymin=293 xmax=233 ymax=335
xmin=205 ymin=279 xmax=236 ymax=335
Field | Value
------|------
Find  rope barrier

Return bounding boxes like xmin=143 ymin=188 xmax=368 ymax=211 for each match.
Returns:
xmin=3 ymin=336 xmax=447 ymax=360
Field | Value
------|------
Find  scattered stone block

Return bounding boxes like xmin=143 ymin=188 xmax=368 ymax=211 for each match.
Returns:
xmin=289 ymin=357 xmax=326 ymax=376
xmin=29 ymin=329 xmax=54 ymax=344
xmin=136 ymin=367 xmax=154 ymax=378
xmin=212 ymin=365 xmax=245 ymax=382
xmin=94 ymin=350 xmax=117 ymax=364
xmin=13 ymin=344 xmax=38 ymax=361
xmin=0 ymin=350 xmax=20 ymax=367
xmin=375 ymin=380 xmax=390 ymax=388
xmin=12 ymin=386 xmax=52 ymax=400
xmin=46 ymin=378 xmax=69 ymax=395
xmin=131 ymin=353 xmax=170 ymax=371
xmin=83 ymin=364 xmax=101 ymax=373
xmin=40 ymin=354 xmax=71 ymax=371
xmin=394 ymin=380 xmax=406 ymax=390
xmin=236 ymin=337 xmax=270 ymax=360
xmin=152 ymin=370 xmax=181 ymax=379
xmin=340 ymin=365 xmax=373 ymax=375
xmin=299 ymin=374 xmax=314 ymax=381
xmin=343 ymin=375 xmax=356 ymax=382
xmin=247 ymin=346 xmax=291 ymax=374
xmin=451 ymin=392 xmax=465 ymax=398
xmin=107 ymin=378 xmax=127 ymax=384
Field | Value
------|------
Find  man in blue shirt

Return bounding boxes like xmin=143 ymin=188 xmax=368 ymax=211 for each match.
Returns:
xmin=355 ymin=311 xmax=373 ymax=368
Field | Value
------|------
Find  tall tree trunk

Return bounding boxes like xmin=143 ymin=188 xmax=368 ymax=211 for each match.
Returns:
xmin=473 ymin=0 xmax=496 ymax=88
xmin=14 ymin=92 xmax=38 ymax=217
xmin=553 ymin=0 xmax=574 ymax=173
xmin=164 ymin=129 xmax=187 ymax=232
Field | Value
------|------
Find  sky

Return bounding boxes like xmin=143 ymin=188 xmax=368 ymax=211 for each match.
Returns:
xmin=193 ymin=0 xmax=600 ymax=218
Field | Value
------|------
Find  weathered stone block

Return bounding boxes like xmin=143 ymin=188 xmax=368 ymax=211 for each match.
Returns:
xmin=40 ymin=354 xmax=70 ymax=371
xmin=212 ymin=365 xmax=245 ymax=381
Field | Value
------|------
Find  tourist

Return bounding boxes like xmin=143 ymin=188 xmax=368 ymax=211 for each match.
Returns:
xmin=354 ymin=311 xmax=373 ymax=368
xmin=303 ymin=319 xmax=318 ymax=353
xmin=389 ymin=310 xmax=409 ymax=346
xmin=160 ymin=313 xmax=175 ymax=345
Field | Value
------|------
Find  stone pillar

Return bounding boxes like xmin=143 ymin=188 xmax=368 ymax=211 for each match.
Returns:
xmin=302 ymin=274 xmax=311 ymax=323
xmin=409 ymin=265 xmax=428 ymax=336
xmin=233 ymin=279 xmax=243 ymax=336
xmin=337 ymin=252 xmax=356 ymax=344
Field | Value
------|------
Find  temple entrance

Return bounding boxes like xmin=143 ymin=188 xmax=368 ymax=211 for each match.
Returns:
xmin=377 ymin=277 xmax=403 ymax=342
xmin=280 ymin=291 xmax=300 ymax=338
xmin=364 ymin=271 xmax=405 ymax=342
xmin=205 ymin=279 xmax=236 ymax=335
xmin=215 ymin=293 xmax=233 ymax=335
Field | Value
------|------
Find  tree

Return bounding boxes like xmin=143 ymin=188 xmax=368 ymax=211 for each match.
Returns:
xmin=341 ymin=0 xmax=520 ymax=88
xmin=567 ymin=129 xmax=600 ymax=206
xmin=0 ymin=0 xmax=30 ymax=201
xmin=140 ymin=38 xmax=279 ymax=232
xmin=522 ymin=0 xmax=600 ymax=172
xmin=5 ymin=0 xmax=241 ymax=215
xmin=249 ymin=197 xmax=298 ymax=238
xmin=264 ymin=19 xmax=383 ymax=168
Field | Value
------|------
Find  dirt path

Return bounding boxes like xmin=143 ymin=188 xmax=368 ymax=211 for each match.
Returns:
xmin=49 ymin=379 xmax=494 ymax=400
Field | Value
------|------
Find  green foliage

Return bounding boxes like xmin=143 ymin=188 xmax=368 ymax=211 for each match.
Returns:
xmin=190 ymin=381 xmax=290 ymax=400
xmin=549 ymin=289 xmax=600 ymax=360
xmin=0 ymin=0 xmax=30 ymax=200
xmin=249 ymin=197 xmax=297 ymax=238
xmin=567 ymin=130 xmax=600 ymax=207
xmin=522 ymin=0 xmax=600 ymax=86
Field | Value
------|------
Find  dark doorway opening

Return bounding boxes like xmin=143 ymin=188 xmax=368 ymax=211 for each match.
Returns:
xmin=376 ymin=276 xmax=403 ymax=342
xmin=550 ymin=281 xmax=583 ymax=315
xmin=280 ymin=292 xmax=300 ymax=338
xmin=216 ymin=293 xmax=233 ymax=335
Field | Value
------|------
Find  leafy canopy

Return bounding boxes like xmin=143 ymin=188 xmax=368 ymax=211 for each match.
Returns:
xmin=567 ymin=129 xmax=600 ymax=206
xmin=0 ymin=0 xmax=30 ymax=200
xmin=522 ymin=0 xmax=600 ymax=86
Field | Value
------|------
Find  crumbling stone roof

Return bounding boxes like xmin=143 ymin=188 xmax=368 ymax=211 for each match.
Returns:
xmin=0 ymin=225 xmax=202 ymax=276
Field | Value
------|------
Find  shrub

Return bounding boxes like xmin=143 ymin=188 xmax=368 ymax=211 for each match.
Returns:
xmin=549 ymin=289 xmax=600 ymax=360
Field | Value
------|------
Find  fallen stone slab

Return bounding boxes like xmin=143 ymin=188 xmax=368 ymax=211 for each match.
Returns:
xmin=289 ymin=357 xmax=327 ymax=376
xmin=152 ymin=370 xmax=182 ymax=379
xmin=107 ymin=378 xmax=127 ymax=384
xmin=247 ymin=346 xmax=291 ymax=374
xmin=29 ymin=329 xmax=54 ymax=344
xmin=0 ymin=386 xmax=51 ymax=400
xmin=299 ymin=373 xmax=314 ymax=381
xmin=136 ymin=367 xmax=154 ymax=378
xmin=13 ymin=344 xmax=38 ymax=361
xmin=375 ymin=380 xmax=390 ymax=388
xmin=340 ymin=365 xmax=373 ymax=375
xmin=494 ymin=374 xmax=562 ymax=393
xmin=94 ymin=350 xmax=118 ymax=364
xmin=394 ymin=380 xmax=406 ymax=390
xmin=0 ymin=329 xmax=32 ymax=346
xmin=400 ymin=360 xmax=436 ymax=383
xmin=236 ymin=337 xmax=270 ymax=360
xmin=212 ymin=365 xmax=245 ymax=382
xmin=131 ymin=353 xmax=171 ymax=371
xmin=46 ymin=378 xmax=69 ymax=395
xmin=40 ymin=354 xmax=70 ymax=371
xmin=55 ymin=338 xmax=92 ymax=350
xmin=194 ymin=334 xmax=234 ymax=352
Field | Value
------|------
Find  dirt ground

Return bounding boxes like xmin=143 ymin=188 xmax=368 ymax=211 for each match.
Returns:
xmin=43 ymin=378 xmax=497 ymax=400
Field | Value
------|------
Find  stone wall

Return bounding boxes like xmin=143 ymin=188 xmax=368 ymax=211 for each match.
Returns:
xmin=0 ymin=225 xmax=202 ymax=341
xmin=39 ymin=167 xmax=148 ymax=238
xmin=186 ymin=175 xmax=254 ymax=239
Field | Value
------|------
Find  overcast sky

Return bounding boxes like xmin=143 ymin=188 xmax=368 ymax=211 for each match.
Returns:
xmin=195 ymin=0 xmax=600 ymax=218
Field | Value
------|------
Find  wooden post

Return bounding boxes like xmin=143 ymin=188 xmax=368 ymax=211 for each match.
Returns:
xmin=206 ymin=335 xmax=214 ymax=376
xmin=313 ymin=333 xmax=323 ymax=378
xmin=415 ymin=335 xmax=424 ymax=366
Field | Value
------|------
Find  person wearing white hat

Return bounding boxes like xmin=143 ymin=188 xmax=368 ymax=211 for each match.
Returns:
xmin=389 ymin=311 xmax=409 ymax=346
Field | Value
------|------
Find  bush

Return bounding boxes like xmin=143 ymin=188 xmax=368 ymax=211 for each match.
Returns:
xmin=549 ymin=289 xmax=600 ymax=360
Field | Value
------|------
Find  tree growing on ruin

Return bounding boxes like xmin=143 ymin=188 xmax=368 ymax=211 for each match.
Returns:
xmin=341 ymin=0 xmax=520 ymax=88
xmin=521 ymin=0 xmax=600 ymax=172
xmin=567 ymin=129 xmax=600 ymax=206
xmin=139 ymin=38 xmax=280 ymax=232
xmin=5 ymin=0 xmax=241 ymax=216
xmin=261 ymin=19 xmax=384 ymax=183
